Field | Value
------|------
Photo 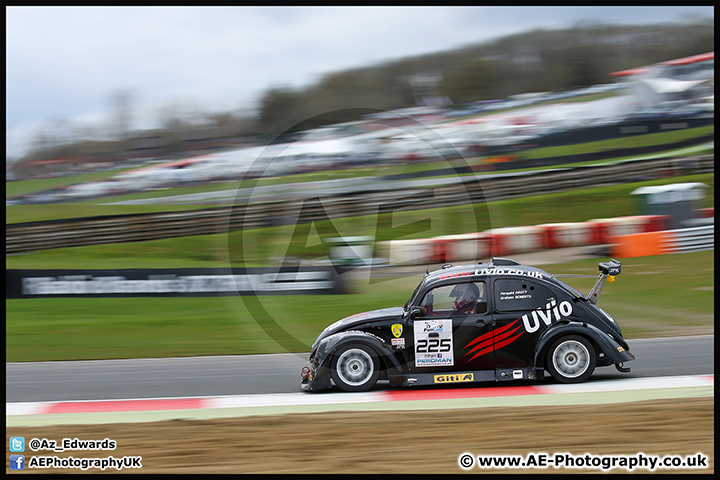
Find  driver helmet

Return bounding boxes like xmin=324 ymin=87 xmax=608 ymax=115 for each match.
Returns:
xmin=450 ymin=283 xmax=480 ymax=313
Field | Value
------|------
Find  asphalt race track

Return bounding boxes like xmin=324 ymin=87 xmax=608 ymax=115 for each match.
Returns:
xmin=6 ymin=335 xmax=714 ymax=403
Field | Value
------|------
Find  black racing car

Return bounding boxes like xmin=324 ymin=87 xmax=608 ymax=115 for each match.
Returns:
xmin=301 ymin=257 xmax=634 ymax=392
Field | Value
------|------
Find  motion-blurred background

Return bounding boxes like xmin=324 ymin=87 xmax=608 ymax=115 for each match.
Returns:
xmin=6 ymin=7 xmax=713 ymax=362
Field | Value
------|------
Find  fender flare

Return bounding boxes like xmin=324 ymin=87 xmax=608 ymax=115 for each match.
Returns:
xmin=534 ymin=321 xmax=635 ymax=368
xmin=311 ymin=330 xmax=406 ymax=389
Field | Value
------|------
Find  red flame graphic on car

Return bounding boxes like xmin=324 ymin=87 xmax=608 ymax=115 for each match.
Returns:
xmin=464 ymin=319 xmax=524 ymax=361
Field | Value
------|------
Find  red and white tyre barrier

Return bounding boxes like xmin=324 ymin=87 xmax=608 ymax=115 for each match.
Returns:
xmin=378 ymin=215 xmax=675 ymax=266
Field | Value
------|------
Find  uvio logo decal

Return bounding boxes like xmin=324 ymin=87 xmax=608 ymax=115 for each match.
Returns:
xmin=521 ymin=299 xmax=573 ymax=333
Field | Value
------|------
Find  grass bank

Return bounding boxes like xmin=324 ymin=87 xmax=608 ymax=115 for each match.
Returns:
xmin=5 ymin=250 xmax=713 ymax=362
xmin=6 ymin=173 xmax=713 ymax=270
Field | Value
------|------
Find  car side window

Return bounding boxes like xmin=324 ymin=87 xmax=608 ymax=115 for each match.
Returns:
xmin=494 ymin=279 xmax=556 ymax=312
xmin=419 ymin=281 xmax=486 ymax=316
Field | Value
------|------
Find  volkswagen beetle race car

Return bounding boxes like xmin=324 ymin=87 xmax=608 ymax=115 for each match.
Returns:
xmin=301 ymin=258 xmax=634 ymax=392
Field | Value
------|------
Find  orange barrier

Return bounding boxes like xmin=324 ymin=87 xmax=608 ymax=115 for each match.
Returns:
xmin=609 ymin=231 xmax=672 ymax=258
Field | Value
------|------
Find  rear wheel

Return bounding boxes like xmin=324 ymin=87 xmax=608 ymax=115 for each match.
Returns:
xmin=546 ymin=335 xmax=596 ymax=383
xmin=330 ymin=344 xmax=380 ymax=392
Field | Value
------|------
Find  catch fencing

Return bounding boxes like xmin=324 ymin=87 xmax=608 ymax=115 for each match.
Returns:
xmin=6 ymin=154 xmax=713 ymax=255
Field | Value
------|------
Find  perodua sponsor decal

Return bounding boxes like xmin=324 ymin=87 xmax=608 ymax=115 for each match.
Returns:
xmin=464 ymin=319 xmax=524 ymax=361
xmin=414 ymin=320 xmax=454 ymax=367
xmin=522 ymin=299 xmax=573 ymax=333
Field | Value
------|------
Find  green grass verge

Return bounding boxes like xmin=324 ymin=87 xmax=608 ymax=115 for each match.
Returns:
xmin=442 ymin=91 xmax=624 ymax=123
xmin=5 ymin=203 xmax=222 ymax=225
xmin=5 ymin=166 xmax=141 ymax=199
xmin=520 ymin=125 xmax=713 ymax=160
xmin=6 ymin=250 xmax=713 ymax=362
xmin=6 ymin=173 xmax=713 ymax=270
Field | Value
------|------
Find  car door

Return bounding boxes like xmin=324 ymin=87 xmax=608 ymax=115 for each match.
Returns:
xmin=410 ymin=280 xmax=495 ymax=376
xmin=491 ymin=277 xmax=560 ymax=370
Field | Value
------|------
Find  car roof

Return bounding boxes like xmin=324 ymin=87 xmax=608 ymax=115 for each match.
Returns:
xmin=424 ymin=257 xmax=551 ymax=285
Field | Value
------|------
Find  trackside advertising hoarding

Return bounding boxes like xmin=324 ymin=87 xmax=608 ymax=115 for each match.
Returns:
xmin=6 ymin=267 xmax=345 ymax=299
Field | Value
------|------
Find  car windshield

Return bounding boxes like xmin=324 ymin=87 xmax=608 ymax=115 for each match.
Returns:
xmin=404 ymin=279 xmax=425 ymax=309
xmin=552 ymin=277 xmax=587 ymax=299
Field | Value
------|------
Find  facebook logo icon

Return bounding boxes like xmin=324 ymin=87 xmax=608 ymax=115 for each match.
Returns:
xmin=10 ymin=436 xmax=25 ymax=452
xmin=10 ymin=455 xmax=25 ymax=470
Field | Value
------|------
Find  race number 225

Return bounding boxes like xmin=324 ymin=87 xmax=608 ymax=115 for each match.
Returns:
xmin=416 ymin=338 xmax=451 ymax=353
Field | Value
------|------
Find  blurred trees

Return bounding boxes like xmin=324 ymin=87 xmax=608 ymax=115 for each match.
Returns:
xmin=11 ymin=18 xmax=714 ymax=178
xmin=110 ymin=89 xmax=134 ymax=142
xmin=442 ymin=59 xmax=502 ymax=104
xmin=252 ymin=18 xmax=714 ymax=139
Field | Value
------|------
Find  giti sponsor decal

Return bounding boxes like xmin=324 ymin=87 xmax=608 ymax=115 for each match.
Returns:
xmin=522 ymin=299 xmax=573 ymax=333
xmin=434 ymin=373 xmax=474 ymax=383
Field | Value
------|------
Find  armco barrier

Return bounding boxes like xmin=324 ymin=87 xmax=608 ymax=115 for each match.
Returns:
xmin=609 ymin=224 xmax=714 ymax=258
xmin=660 ymin=224 xmax=715 ymax=254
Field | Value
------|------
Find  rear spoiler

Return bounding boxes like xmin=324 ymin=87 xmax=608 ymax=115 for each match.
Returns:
xmin=587 ymin=259 xmax=621 ymax=304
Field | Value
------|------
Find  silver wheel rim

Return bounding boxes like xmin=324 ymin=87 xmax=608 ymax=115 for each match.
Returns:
xmin=552 ymin=340 xmax=590 ymax=379
xmin=336 ymin=348 xmax=374 ymax=387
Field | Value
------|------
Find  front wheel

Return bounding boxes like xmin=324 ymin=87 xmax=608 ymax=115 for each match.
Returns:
xmin=546 ymin=335 xmax=596 ymax=383
xmin=330 ymin=344 xmax=380 ymax=392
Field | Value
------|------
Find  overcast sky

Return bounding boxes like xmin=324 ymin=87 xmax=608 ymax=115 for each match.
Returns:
xmin=5 ymin=6 xmax=714 ymax=160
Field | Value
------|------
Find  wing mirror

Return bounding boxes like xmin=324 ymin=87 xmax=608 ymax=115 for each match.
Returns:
xmin=410 ymin=306 xmax=426 ymax=318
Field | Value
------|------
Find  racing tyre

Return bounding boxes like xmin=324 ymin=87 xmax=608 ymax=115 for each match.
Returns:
xmin=330 ymin=344 xmax=380 ymax=392
xmin=546 ymin=335 xmax=596 ymax=383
